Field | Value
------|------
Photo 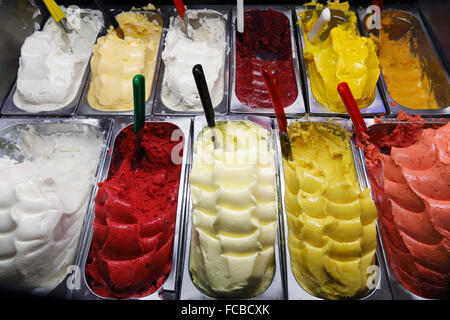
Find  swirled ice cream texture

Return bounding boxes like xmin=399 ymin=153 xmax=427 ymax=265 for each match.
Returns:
xmin=13 ymin=6 xmax=104 ymax=112
xmin=87 ymin=11 xmax=162 ymax=111
xmin=299 ymin=1 xmax=380 ymax=112
xmin=283 ymin=122 xmax=378 ymax=299
xmin=85 ymin=122 xmax=183 ymax=299
xmin=359 ymin=116 xmax=449 ymax=299
xmin=189 ymin=121 xmax=278 ymax=298
xmin=0 ymin=125 xmax=103 ymax=291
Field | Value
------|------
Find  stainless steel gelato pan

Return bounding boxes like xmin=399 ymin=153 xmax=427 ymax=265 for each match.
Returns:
xmin=357 ymin=117 xmax=449 ymax=300
xmin=275 ymin=116 xmax=392 ymax=300
xmin=179 ymin=115 xmax=285 ymax=300
xmin=76 ymin=9 xmax=168 ymax=116
xmin=295 ymin=6 xmax=387 ymax=118
xmin=357 ymin=6 xmax=450 ymax=116
xmin=152 ymin=7 xmax=231 ymax=116
xmin=0 ymin=117 xmax=113 ymax=298
xmin=230 ymin=6 xmax=305 ymax=116
xmin=1 ymin=9 xmax=106 ymax=117
xmin=69 ymin=116 xmax=191 ymax=300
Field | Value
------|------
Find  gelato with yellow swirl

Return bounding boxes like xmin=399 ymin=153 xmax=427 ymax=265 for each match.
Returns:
xmin=299 ymin=1 xmax=380 ymax=112
xmin=283 ymin=122 xmax=378 ymax=299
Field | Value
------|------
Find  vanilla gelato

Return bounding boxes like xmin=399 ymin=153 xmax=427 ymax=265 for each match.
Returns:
xmin=161 ymin=10 xmax=226 ymax=111
xmin=0 ymin=124 xmax=104 ymax=292
xmin=13 ymin=6 xmax=104 ymax=112
xmin=189 ymin=121 xmax=278 ymax=298
xmin=87 ymin=11 xmax=162 ymax=111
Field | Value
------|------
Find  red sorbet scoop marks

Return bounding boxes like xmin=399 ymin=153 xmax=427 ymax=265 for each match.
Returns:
xmin=85 ymin=122 xmax=183 ymax=299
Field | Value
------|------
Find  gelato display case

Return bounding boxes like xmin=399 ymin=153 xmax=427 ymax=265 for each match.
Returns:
xmin=0 ymin=0 xmax=448 ymax=303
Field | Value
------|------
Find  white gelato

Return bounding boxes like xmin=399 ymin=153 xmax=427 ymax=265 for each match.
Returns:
xmin=13 ymin=6 xmax=104 ymax=112
xmin=0 ymin=124 xmax=104 ymax=292
xmin=161 ymin=10 xmax=227 ymax=111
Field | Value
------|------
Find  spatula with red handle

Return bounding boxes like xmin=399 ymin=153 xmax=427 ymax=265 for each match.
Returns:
xmin=262 ymin=65 xmax=292 ymax=160
xmin=337 ymin=82 xmax=368 ymax=137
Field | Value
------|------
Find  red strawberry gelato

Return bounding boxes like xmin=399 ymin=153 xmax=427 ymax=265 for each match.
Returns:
xmin=85 ymin=122 xmax=183 ymax=299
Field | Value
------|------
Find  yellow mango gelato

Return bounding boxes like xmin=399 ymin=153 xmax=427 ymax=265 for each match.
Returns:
xmin=378 ymin=16 xmax=438 ymax=109
xmin=189 ymin=121 xmax=278 ymax=298
xmin=299 ymin=1 xmax=380 ymax=112
xmin=283 ymin=122 xmax=377 ymax=299
xmin=87 ymin=11 xmax=162 ymax=111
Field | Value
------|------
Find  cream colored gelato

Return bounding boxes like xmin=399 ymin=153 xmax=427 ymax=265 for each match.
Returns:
xmin=0 ymin=124 xmax=103 ymax=291
xmin=13 ymin=6 xmax=104 ymax=112
xmin=161 ymin=10 xmax=226 ymax=111
xmin=87 ymin=11 xmax=162 ymax=111
xmin=189 ymin=121 xmax=278 ymax=298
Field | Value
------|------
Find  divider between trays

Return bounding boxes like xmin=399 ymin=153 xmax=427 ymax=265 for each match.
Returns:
xmin=179 ymin=114 xmax=285 ymax=300
xmin=273 ymin=116 xmax=392 ymax=300
xmin=68 ymin=115 xmax=192 ymax=300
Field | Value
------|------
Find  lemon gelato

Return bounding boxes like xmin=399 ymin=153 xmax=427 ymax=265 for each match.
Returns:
xmin=299 ymin=1 xmax=380 ymax=112
xmin=283 ymin=122 xmax=377 ymax=299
